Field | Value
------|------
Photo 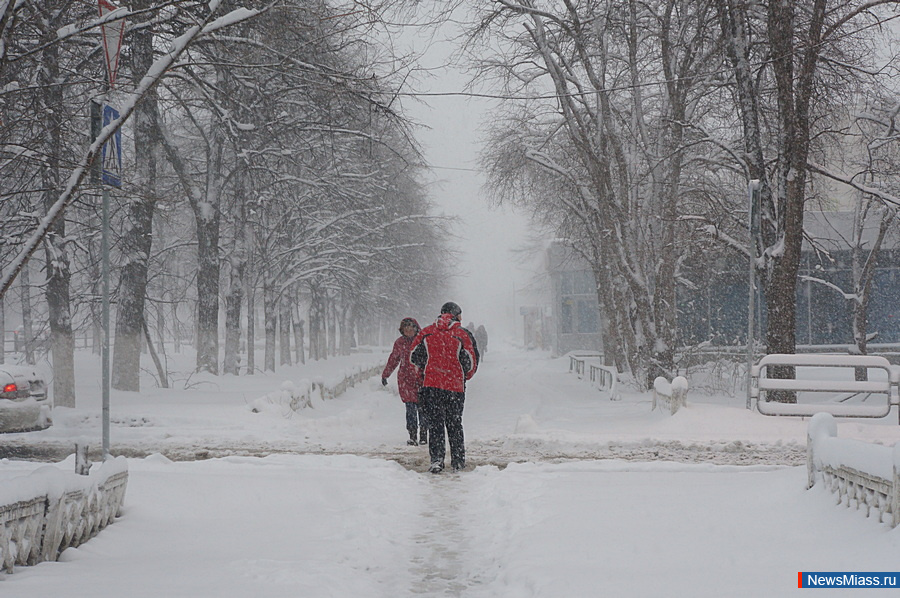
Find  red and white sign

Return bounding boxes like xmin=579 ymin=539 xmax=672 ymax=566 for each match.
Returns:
xmin=98 ymin=0 xmax=125 ymax=89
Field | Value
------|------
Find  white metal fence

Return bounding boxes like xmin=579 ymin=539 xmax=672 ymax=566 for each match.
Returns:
xmin=0 ymin=457 xmax=128 ymax=573
xmin=751 ymin=354 xmax=900 ymax=421
xmin=568 ymin=352 xmax=620 ymax=401
xmin=807 ymin=413 xmax=900 ymax=528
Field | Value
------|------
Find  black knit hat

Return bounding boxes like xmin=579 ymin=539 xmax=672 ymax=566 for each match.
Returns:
xmin=440 ymin=301 xmax=462 ymax=318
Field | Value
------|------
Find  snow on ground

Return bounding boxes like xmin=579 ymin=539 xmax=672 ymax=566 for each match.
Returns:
xmin=2 ymin=341 xmax=900 ymax=596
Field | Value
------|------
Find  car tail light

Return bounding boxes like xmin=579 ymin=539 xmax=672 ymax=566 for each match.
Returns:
xmin=3 ymin=383 xmax=16 ymax=393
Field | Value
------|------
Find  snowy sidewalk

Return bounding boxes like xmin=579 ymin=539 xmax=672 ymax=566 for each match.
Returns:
xmin=4 ymin=454 xmax=900 ymax=597
xmin=5 ymin=344 xmax=900 ymax=465
xmin=5 ymin=345 xmax=900 ymax=596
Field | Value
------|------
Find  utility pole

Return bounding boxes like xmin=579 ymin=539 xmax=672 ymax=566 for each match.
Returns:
xmin=746 ymin=180 xmax=760 ymax=410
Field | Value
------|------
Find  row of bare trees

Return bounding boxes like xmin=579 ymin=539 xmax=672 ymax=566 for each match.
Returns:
xmin=468 ymin=0 xmax=900 ymax=393
xmin=0 ymin=0 xmax=450 ymax=404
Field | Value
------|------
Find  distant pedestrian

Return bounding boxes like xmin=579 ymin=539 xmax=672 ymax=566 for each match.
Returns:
xmin=382 ymin=317 xmax=427 ymax=446
xmin=475 ymin=325 xmax=488 ymax=361
xmin=464 ymin=321 xmax=481 ymax=363
xmin=410 ymin=302 xmax=478 ymax=473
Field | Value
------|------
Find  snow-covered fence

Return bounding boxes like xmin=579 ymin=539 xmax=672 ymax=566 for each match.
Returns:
xmin=806 ymin=413 xmax=900 ymax=527
xmin=568 ymin=352 xmax=600 ymax=377
xmin=0 ymin=457 xmax=128 ymax=573
xmin=589 ymin=363 xmax=620 ymax=400
xmin=568 ymin=352 xmax=620 ymax=400
xmin=652 ymin=376 xmax=688 ymax=415
xmin=751 ymin=354 xmax=899 ymax=420
xmin=249 ymin=362 xmax=383 ymax=415
xmin=316 ymin=364 xmax=383 ymax=400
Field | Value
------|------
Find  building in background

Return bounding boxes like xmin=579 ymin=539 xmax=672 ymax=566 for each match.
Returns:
xmin=545 ymin=242 xmax=604 ymax=357
xmin=678 ymin=210 xmax=900 ymax=349
xmin=544 ymin=211 xmax=900 ymax=359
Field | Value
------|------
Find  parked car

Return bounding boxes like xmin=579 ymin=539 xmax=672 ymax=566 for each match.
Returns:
xmin=0 ymin=364 xmax=51 ymax=433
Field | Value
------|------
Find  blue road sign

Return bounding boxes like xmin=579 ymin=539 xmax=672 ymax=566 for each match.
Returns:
xmin=101 ymin=103 xmax=122 ymax=187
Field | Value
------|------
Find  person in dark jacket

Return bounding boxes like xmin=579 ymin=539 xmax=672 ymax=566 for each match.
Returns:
xmin=474 ymin=325 xmax=488 ymax=361
xmin=382 ymin=317 xmax=426 ymax=445
xmin=410 ymin=302 xmax=478 ymax=473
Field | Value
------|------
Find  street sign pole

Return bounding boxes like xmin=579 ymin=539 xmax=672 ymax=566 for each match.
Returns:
xmin=102 ymin=184 xmax=110 ymax=459
xmin=97 ymin=0 xmax=124 ymax=460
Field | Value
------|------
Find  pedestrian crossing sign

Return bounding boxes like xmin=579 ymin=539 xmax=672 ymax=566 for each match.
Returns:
xmin=101 ymin=103 xmax=122 ymax=187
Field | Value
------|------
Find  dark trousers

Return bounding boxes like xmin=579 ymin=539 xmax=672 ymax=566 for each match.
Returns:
xmin=420 ymin=386 xmax=466 ymax=468
xmin=406 ymin=402 xmax=427 ymax=441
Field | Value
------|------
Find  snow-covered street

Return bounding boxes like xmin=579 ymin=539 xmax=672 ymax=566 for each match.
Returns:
xmin=3 ymin=345 xmax=900 ymax=596
xmin=4 ymin=342 xmax=874 ymax=466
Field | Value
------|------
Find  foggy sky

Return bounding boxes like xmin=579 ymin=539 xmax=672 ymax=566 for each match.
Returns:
xmin=400 ymin=28 xmax=535 ymax=342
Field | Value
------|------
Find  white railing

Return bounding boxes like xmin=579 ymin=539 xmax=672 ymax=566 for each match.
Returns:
xmin=751 ymin=354 xmax=900 ymax=420
xmin=249 ymin=362 xmax=383 ymax=415
xmin=0 ymin=457 xmax=128 ymax=573
xmin=589 ymin=363 xmax=620 ymax=400
xmin=316 ymin=364 xmax=383 ymax=400
xmin=568 ymin=352 xmax=599 ymax=377
xmin=807 ymin=413 xmax=900 ymax=527
xmin=652 ymin=376 xmax=688 ymax=415
xmin=568 ymin=352 xmax=620 ymax=400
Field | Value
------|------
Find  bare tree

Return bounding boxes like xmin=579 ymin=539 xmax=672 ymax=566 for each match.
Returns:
xmin=474 ymin=0 xmax=720 ymax=385
xmin=717 ymin=0 xmax=900 ymax=400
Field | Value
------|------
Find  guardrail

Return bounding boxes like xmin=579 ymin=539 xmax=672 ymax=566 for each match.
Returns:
xmin=568 ymin=352 xmax=620 ymax=400
xmin=751 ymin=354 xmax=900 ymax=421
xmin=316 ymin=364 xmax=383 ymax=401
xmin=0 ymin=457 xmax=128 ymax=573
xmin=249 ymin=361 xmax=383 ymax=415
xmin=807 ymin=413 xmax=900 ymax=527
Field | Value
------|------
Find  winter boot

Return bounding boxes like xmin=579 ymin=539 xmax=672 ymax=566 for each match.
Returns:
xmin=429 ymin=461 xmax=443 ymax=474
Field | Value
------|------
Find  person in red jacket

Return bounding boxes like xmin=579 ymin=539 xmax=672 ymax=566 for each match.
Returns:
xmin=410 ymin=302 xmax=478 ymax=473
xmin=382 ymin=317 xmax=427 ymax=446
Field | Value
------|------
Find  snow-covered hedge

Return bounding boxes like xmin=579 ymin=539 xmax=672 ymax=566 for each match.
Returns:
xmin=652 ymin=376 xmax=688 ymax=415
xmin=0 ymin=457 xmax=128 ymax=573
xmin=807 ymin=413 xmax=900 ymax=527
xmin=249 ymin=362 xmax=383 ymax=416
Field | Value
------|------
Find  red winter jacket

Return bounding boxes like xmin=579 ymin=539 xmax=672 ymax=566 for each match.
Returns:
xmin=409 ymin=313 xmax=478 ymax=393
xmin=382 ymin=329 xmax=423 ymax=404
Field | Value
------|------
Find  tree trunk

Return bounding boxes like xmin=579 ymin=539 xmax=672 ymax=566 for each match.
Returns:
xmin=761 ymin=0 xmax=826 ymax=402
xmin=223 ymin=256 xmax=244 ymax=376
xmin=112 ymin=1 xmax=159 ymax=392
xmin=20 ymin=243 xmax=34 ymax=365
xmin=142 ymin=317 xmax=168 ymax=388
xmin=0 ymin=296 xmax=4 ymax=364
xmin=37 ymin=3 xmax=75 ymax=406
xmin=195 ymin=215 xmax=220 ymax=374
xmin=173 ymin=302 xmax=182 ymax=354
xmin=90 ymin=243 xmax=101 ymax=355
xmin=307 ymin=286 xmax=319 ymax=361
xmin=156 ymin=302 xmax=166 ymax=353
xmin=293 ymin=310 xmax=305 ymax=365
xmin=326 ymin=295 xmax=336 ymax=358
xmin=263 ymin=281 xmax=276 ymax=371
xmin=850 ymin=203 xmax=893 ymax=381
xmin=246 ymin=286 xmax=255 ymax=374
xmin=279 ymin=290 xmax=291 ymax=366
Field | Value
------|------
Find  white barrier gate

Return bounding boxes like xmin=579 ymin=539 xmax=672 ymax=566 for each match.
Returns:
xmin=751 ymin=354 xmax=900 ymax=421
